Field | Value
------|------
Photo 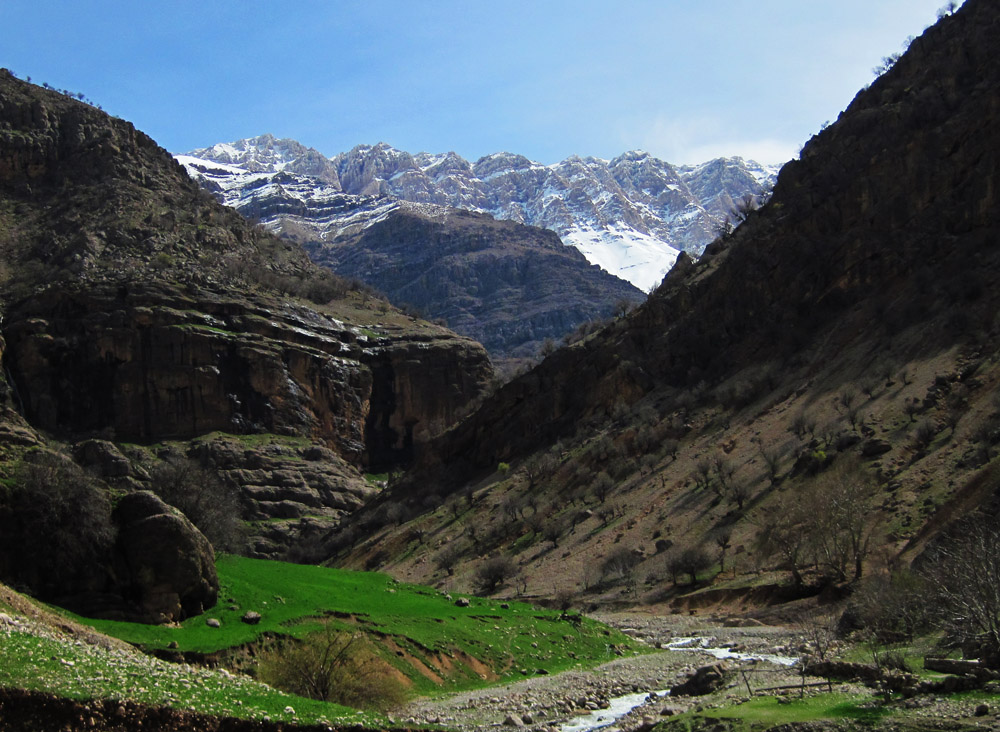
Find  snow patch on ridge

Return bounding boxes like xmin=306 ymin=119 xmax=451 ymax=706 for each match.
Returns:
xmin=176 ymin=139 xmax=778 ymax=291
xmin=562 ymin=225 xmax=680 ymax=293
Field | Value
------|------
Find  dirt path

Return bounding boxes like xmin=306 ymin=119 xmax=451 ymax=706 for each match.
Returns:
xmin=397 ymin=613 xmax=805 ymax=732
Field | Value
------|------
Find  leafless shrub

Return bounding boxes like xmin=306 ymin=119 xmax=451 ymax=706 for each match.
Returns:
xmin=151 ymin=456 xmax=247 ymax=552
xmin=474 ymin=554 xmax=519 ymax=595
xmin=257 ymin=623 xmax=406 ymax=710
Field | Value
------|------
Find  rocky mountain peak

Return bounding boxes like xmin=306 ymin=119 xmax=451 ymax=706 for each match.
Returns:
xmin=183 ymin=136 xmax=776 ymax=291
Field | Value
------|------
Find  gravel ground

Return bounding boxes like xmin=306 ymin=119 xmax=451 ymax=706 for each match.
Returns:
xmin=397 ymin=613 xmax=807 ymax=732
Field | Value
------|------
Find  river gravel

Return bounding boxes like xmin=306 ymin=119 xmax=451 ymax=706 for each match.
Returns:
xmin=398 ymin=613 xmax=806 ymax=732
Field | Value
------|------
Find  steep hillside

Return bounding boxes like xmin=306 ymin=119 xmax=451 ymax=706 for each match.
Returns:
xmin=302 ymin=203 xmax=643 ymax=359
xmin=328 ymin=0 xmax=1000 ymax=607
xmin=0 ymin=69 xmax=492 ymax=619
xmin=180 ymin=139 xmax=777 ymax=292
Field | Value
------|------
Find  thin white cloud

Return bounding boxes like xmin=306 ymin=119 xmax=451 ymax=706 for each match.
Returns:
xmin=617 ymin=115 xmax=799 ymax=166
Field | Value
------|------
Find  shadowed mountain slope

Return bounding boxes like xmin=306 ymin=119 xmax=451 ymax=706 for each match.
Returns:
xmin=303 ymin=203 xmax=644 ymax=359
xmin=329 ymin=0 xmax=1000 ymax=602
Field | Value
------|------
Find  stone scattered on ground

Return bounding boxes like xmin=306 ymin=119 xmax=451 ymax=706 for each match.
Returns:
xmin=241 ymin=611 xmax=262 ymax=625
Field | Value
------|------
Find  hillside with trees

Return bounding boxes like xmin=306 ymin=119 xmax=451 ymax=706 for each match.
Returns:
xmin=328 ymin=0 xmax=1000 ymax=634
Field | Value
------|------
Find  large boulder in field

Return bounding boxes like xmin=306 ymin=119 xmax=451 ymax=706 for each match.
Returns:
xmin=114 ymin=491 xmax=218 ymax=623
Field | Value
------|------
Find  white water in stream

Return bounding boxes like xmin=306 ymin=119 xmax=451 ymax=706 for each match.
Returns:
xmin=664 ymin=636 xmax=799 ymax=667
xmin=559 ymin=690 xmax=669 ymax=732
xmin=557 ymin=638 xmax=799 ymax=732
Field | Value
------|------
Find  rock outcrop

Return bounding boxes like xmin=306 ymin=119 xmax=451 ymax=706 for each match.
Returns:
xmin=0 ymin=68 xmax=493 ymax=619
xmin=669 ymin=664 xmax=729 ymax=697
xmin=114 ymin=492 xmax=219 ymax=623
xmin=2 ymin=282 xmax=490 ymax=467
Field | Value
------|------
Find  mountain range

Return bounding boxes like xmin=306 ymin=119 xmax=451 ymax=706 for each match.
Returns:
xmin=2 ymin=0 xmax=1000 ymax=726
xmin=178 ymin=141 xmax=778 ymax=292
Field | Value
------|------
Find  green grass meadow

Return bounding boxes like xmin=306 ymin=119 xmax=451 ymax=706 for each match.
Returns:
xmin=68 ymin=555 xmax=644 ymax=693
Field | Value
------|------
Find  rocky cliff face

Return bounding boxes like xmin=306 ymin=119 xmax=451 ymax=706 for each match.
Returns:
xmin=0 ymin=69 xmax=493 ymax=618
xmin=2 ymin=280 xmax=489 ymax=466
xmin=181 ymin=139 xmax=777 ymax=292
xmin=0 ymin=68 xmax=491 ymax=466
xmin=333 ymin=0 xmax=1000 ymax=597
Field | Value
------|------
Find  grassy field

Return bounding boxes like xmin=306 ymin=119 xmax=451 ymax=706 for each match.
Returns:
xmin=0 ymin=622 xmax=371 ymax=727
xmin=657 ymin=692 xmax=893 ymax=731
xmin=69 ymin=555 xmax=645 ymax=693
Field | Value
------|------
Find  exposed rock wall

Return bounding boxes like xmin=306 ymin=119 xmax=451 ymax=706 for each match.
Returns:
xmin=2 ymin=281 xmax=491 ymax=469
xmin=0 ymin=69 xmax=495 ymax=619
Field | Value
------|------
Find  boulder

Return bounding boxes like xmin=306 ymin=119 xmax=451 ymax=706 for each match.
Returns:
xmin=73 ymin=439 xmax=131 ymax=478
xmin=860 ymin=438 xmax=892 ymax=457
xmin=241 ymin=610 xmax=262 ymax=625
xmin=114 ymin=491 xmax=219 ymax=623
xmin=669 ymin=663 xmax=729 ymax=697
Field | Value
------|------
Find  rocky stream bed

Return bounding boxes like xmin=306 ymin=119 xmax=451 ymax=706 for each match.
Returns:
xmin=397 ymin=613 xmax=806 ymax=732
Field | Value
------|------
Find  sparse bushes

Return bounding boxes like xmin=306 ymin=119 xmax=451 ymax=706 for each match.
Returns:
xmin=222 ymin=258 xmax=362 ymax=306
xmin=790 ymin=410 xmax=817 ymax=440
xmin=257 ymin=623 xmax=406 ymax=711
xmin=562 ymin=318 xmax=609 ymax=346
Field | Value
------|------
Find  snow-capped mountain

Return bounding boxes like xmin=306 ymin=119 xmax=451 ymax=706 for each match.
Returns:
xmin=179 ymin=135 xmax=779 ymax=292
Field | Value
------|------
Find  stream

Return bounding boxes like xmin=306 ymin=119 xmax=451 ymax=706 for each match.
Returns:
xmin=557 ymin=638 xmax=799 ymax=732
xmin=559 ymin=691 xmax=669 ymax=732
xmin=663 ymin=636 xmax=799 ymax=667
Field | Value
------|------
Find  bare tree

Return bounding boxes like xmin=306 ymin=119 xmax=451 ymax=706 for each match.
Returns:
xmin=592 ymin=471 xmax=614 ymax=504
xmin=923 ymin=517 xmax=1000 ymax=665
xmin=713 ymin=530 xmax=733 ymax=574
xmin=809 ymin=459 xmax=881 ymax=581
xmin=666 ymin=546 xmax=713 ymax=586
xmin=760 ymin=445 xmax=785 ymax=486
xmin=541 ymin=515 xmax=566 ymax=547
xmin=151 ymin=455 xmax=247 ymax=552
xmin=434 ymin=544 xmax=463 ymax=576
xmin=474 ymin=555 xmax=519 ymax=595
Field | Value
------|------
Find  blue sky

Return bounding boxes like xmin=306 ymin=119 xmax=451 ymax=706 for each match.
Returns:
xmin=2 ymin=1 xmax=956 ymax=165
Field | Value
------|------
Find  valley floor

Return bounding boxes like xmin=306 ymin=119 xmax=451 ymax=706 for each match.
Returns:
xmin=399 ymin=613 xmax=1000 ymax=732
xmin=4 ymin=608 xmax=1000 ymax=731
xmin=399 ymin=614 xmax=803 ymax=731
